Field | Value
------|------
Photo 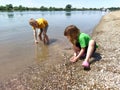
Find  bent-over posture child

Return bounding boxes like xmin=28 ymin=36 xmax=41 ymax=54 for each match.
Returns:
xmin=29 ymin=18 xmax=49 ymax=44
xmin=64 ymin=25 xmax=98 ymax=68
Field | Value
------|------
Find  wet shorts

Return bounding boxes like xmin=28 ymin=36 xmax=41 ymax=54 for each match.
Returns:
xmin=41 ymin=25 xmax=48 ymax=32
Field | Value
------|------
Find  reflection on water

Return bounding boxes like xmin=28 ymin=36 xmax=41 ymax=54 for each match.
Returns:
xmin=7 ymin=11 xmax=24 ymax=18
xmin=35 ymin=43 xmax=49 ymax=63
xmin=7 ymin=12 xmax=14 ymax=18
xmin=20 ymin=12 xmax=23 ymax=16
xmin=65 ymin=11 xmax=71 ymax=17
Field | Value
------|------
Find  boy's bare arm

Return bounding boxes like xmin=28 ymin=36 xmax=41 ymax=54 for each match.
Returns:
xmin=33 ymin=29 xmax=38 ymax=43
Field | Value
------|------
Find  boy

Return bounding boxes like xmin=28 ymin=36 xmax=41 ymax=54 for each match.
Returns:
xmin=29 ymin=18 xmax=49 ymax=44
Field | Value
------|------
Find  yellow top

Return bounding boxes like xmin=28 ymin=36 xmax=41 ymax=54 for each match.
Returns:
xmin=36 ymin=18 xmax=48 ymax=28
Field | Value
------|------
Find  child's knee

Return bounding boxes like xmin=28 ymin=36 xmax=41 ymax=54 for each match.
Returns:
xmin=89 ymin=40 xmax=95 ymax=46
xmin=38 ymin=33 xmax=41 ymax=36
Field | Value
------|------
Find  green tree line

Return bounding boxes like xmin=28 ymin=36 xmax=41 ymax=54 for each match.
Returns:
xmin=0 ymin=4 xmax=120 ymax=11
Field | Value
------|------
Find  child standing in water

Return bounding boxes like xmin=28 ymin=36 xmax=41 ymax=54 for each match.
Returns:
xmin=64 ymin=25 xmax=98 ymax=68
xmin=29 ymin=18 xmax=49 ymax=44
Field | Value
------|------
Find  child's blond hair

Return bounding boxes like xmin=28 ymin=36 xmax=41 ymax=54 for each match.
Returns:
xmin=29 ymin=18 xmax=36 ymax=26
xmin=64 ymin=25 xmax=80 ymax=45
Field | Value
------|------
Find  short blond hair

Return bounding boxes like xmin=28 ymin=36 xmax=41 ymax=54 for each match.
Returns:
xmin=29 ymin=18 xmax=36 ymax=26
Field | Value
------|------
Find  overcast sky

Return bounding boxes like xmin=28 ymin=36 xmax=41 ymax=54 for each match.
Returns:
xmin=0 ymin=0 xmax=120 ymax=8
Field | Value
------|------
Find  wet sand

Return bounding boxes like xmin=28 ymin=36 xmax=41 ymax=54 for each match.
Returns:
xmin=0 ymin=37 xmax=67 ymax=81
xmin=0 ymin=40 xmax=34 ymax=81
xmin=0 ymin=11 xmax=120 ymax=89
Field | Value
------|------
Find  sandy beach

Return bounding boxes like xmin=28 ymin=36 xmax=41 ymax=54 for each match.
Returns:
xmin=0 ymin=10 xmax=120 ymax=89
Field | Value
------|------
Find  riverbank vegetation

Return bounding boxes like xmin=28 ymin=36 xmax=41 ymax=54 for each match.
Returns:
xmin=0 ymin=4 xmax=120 ymax=11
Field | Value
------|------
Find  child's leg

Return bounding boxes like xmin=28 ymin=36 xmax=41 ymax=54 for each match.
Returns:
xmin=39 ymin=29 xmax=43 ymax=41
xmin=82 ymin=40 xmax=95 ymax=67
xmin=43 ymin=27 xmax=49 ymax=44
xmin=43 ymin=33 xmax=49 ymax=44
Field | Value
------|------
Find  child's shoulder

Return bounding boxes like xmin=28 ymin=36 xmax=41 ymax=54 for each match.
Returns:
xmin=37 ymin=18 xmax=47 ymax=23
xmin=79 ymin=33 xmax=90 ymax=39
xmin=80 ymin=33 xmax=88 ymax=37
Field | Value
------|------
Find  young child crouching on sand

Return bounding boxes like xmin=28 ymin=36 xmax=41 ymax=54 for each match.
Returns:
xmin=64 ymin=25 xmax=98 ymax=68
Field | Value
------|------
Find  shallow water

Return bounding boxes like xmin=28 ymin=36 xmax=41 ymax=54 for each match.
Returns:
xmin=0 ymin=11 xmax=105 ymax=80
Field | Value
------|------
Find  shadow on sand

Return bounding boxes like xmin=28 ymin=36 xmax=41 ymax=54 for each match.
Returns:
xmin=49 ymin=38 xmax=58 ymax=45
xmin=90 ymin=52 xmax=102 ymax=64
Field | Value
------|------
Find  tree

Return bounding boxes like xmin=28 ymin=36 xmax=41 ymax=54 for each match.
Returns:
xmin=65 ymin=4 xmax=72 ymax=10
xmin=40 ymin=6 xmax=48 ymax=11
xmin=18 ymin=5 xmax=23 ymax=11
xmin=6 ymin=4 xmax=13 ymax=11
xmin=0 ymin=6 xmax=6 ymax=10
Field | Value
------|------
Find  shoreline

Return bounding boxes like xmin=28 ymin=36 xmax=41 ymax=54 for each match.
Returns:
xmin=0 ymin=11 xmax=120 ymax=89
xmin=91 ymin=10 xmax=120 ymax=89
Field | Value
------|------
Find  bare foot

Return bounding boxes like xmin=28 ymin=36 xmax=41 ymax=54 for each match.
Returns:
xmin=35 ymin=40 xmax=39 ymax=44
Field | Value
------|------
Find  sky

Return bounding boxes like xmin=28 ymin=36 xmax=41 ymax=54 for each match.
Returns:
xmin=0 ymin=0 xmax=120 ymax=8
